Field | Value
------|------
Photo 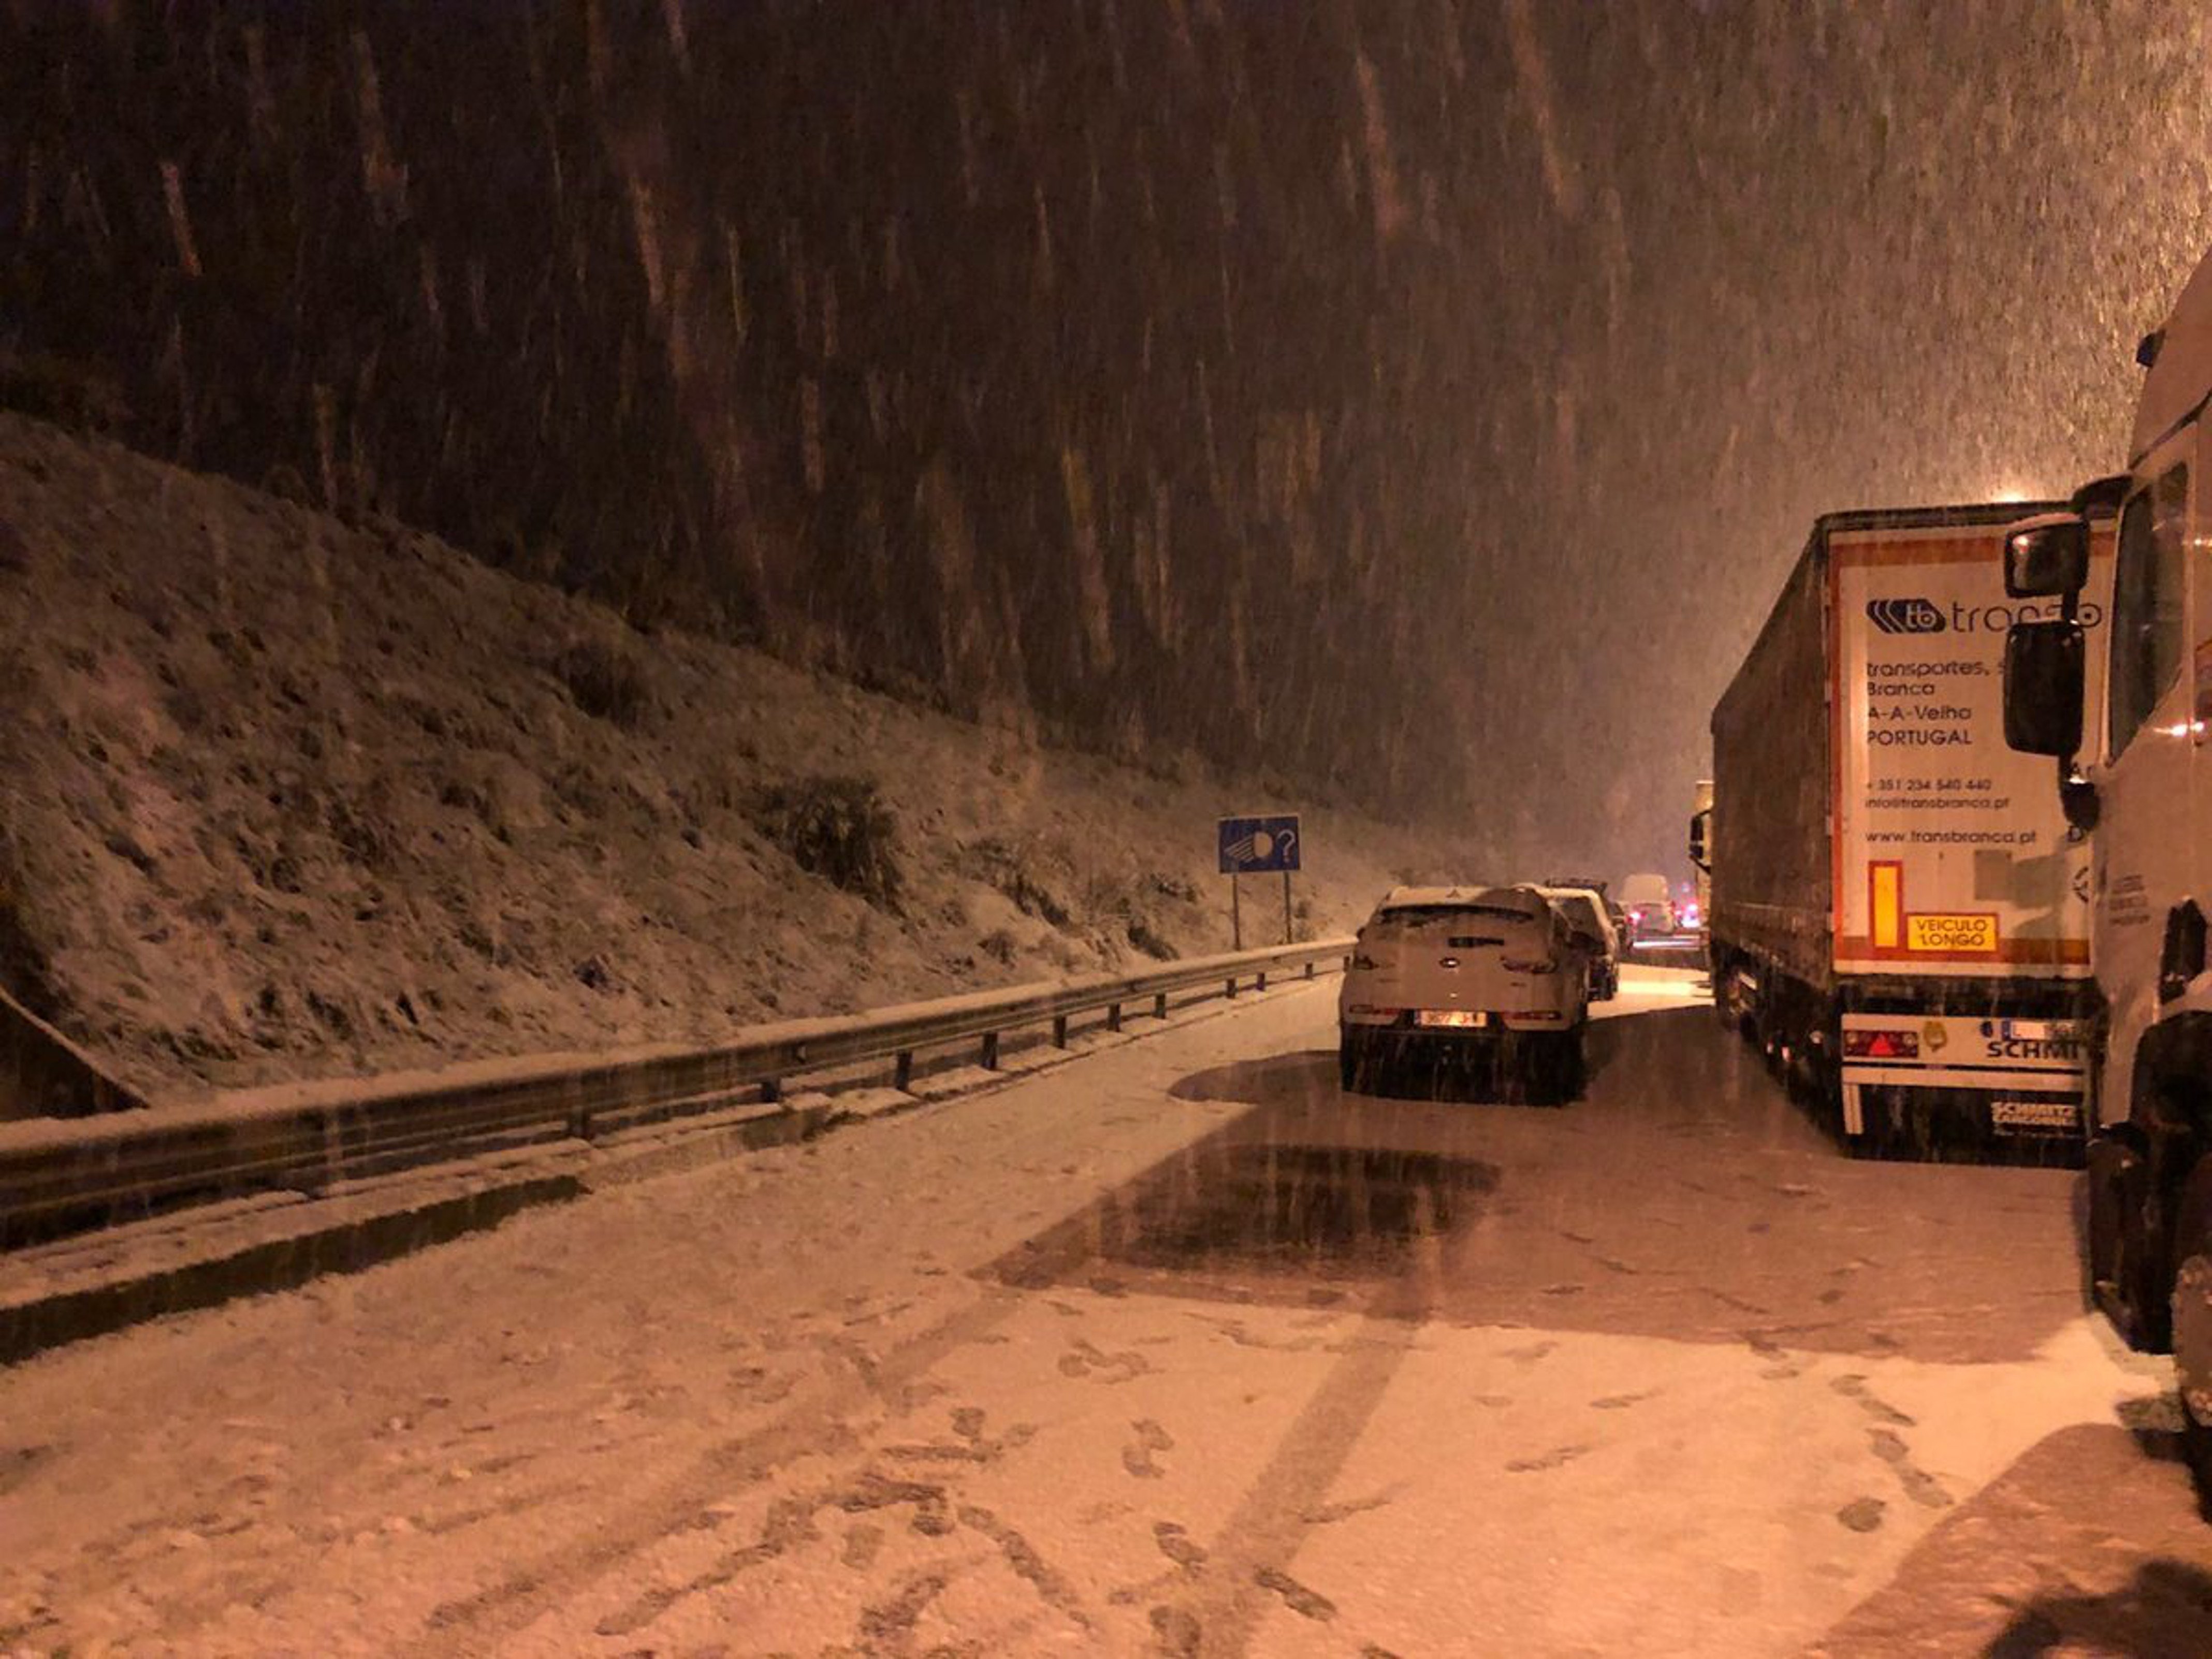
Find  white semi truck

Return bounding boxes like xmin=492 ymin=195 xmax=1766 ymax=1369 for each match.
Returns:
xmin=1710 ymin=503 xmax=2112 ymax=1155
xmin=2001 ymin=243 xmax=2212 ymax=1485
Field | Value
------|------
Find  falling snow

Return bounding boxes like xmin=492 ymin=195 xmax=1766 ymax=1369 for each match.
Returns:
xmin=5 ymin=4 xmax=2207 ymax=872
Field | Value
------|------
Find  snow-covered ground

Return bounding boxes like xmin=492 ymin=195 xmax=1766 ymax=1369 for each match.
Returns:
xmin=0 ymin=413 xmax=1471 ymax=1105
xmin=1 ymin=970 xmax=2200 ymax=1655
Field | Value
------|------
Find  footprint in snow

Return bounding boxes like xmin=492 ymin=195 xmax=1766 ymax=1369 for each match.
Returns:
xmin=1153 ymin=1521 xmax=1206 ymax=1571
xmin=1506 ymin=1444 xmax=1591 ymax=1474
xmin=1254 ymin=1565 xmax=1337 ymax=1621
xmin=1123 ymin=1420 xmax=1175 ymax=1479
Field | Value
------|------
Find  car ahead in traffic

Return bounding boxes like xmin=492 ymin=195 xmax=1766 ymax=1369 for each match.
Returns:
xmin=1339 ymin=884 xmax=1594 ymax=1097
xmin=1538 ymin=886 xmax=1620 ymax=1000
xmin=1618 ymin=872 xmax=1678 ymax=941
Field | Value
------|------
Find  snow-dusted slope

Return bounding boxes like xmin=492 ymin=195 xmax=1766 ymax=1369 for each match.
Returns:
xmin=0 ymin=415 xmax=1472 ymax=1102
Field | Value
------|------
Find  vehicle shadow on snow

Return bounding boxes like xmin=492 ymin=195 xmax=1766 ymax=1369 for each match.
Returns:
xmin=1809 ymin=1422 xmax=2212 ymax=1657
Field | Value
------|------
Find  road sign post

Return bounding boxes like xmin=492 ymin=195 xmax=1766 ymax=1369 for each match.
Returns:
xmin=1218 ymin=814 xmax=1300 ymax=952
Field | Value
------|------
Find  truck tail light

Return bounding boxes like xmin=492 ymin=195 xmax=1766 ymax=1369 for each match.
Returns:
xmin=1502 ymin=957 xmax=1558 ymax=974
xmin=1843 ymin=1028 xmax=1919 ymax=1059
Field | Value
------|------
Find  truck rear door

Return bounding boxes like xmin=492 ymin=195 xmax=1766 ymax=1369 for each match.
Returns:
xmin=1828 ymin=514 xmax=2112 ymax=1136
xmin=1830 ymin=519 xmax=2103 ymax=983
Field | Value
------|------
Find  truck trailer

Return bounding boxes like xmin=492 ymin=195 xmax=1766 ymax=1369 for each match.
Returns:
xmin=1710 ymin=503 xmax=2112 ymax=1155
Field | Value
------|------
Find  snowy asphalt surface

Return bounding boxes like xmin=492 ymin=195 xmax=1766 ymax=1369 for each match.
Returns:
xmin=4 ymin=969 xmax=2210 ymax=1655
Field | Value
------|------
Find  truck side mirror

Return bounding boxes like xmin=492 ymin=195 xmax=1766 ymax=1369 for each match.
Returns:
xmin=1687 ymin=810 xmax=1710 ymax=871
xmin=2003 ymin=515 xmax=2090 ymax=599
xmin=2003 ymin=619 xmax=2085 ymax=756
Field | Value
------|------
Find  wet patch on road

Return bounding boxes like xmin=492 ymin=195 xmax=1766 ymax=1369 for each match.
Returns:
xmin=989 ymin=1134 xmax=1500 ymax=1310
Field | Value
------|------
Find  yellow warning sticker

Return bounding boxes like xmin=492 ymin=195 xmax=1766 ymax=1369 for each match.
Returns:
xmin=1907 ymin=914 xmax=1998 ymax=953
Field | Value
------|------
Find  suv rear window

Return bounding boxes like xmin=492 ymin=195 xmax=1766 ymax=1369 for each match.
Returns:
xmin=1374 ymin=904 xmax=1534 ymax=929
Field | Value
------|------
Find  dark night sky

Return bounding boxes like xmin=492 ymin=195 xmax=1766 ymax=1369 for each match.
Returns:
xmin=5 ymin=0 xmax=2210 ymax=880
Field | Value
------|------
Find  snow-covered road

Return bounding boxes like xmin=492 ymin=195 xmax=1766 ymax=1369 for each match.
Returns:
xmin=4 ymin=971 xmax=2208 ymax=1655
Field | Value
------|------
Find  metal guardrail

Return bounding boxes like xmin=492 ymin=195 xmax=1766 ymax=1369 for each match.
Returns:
xmin=0 ymin=937 xmax=1353 ymax=1249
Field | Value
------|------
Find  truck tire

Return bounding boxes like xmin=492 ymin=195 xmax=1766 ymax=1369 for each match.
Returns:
xmin=2169 ymin=1154 xmax=2212 ymax=1493
xmin=1338 ymin=1031 xmax=1362 ymax=1094
xmin=1712 ymin=954 xmax=1743 ymax=1029
xmin=2089 ymin=1131 xmax=2169 ymax=1351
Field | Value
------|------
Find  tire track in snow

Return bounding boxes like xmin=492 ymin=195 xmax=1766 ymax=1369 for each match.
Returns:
xmin=1149 ymin=1190 xmax=1443 ymax=1656
xmin=408 ymin=1282 xmax=1030 ymax=1653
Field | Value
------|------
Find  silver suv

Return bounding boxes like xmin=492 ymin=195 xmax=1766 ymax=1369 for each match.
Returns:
xmin=1338 ymin=885 xmax=1591 ymax=1096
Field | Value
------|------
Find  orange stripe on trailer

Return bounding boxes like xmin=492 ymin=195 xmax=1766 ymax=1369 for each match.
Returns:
xmin=1869 ymin=861 xmax=1903 ymax=951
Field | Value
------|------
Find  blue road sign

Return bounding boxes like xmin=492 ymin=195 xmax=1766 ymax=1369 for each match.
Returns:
xmin=1218 ymin=814 xmax=1301 ymax=874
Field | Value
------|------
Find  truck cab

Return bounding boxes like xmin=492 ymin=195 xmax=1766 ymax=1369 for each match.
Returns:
xmin=2003 ymin=244 xmax=2212 ymax=1486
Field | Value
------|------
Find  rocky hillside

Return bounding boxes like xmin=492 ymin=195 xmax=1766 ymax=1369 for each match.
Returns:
xmin=0 ymin=2 xmax=1493 ymax=818
xmin=0 ymin=414 xmax=1473 ymax=1104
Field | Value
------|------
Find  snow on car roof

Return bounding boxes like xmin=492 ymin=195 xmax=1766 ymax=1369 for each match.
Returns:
xmin=1377 ymin=883 xmax=1547 ymax=915
xmin=1536 ymin=885 xmax=1605 ymax=904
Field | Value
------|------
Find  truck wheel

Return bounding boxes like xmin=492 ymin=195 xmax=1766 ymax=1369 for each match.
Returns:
xmin=1338 ymin=1032 xmax=1362 ymax=1094
xmin=2170 ymin=1155 xmax=2212 ymax=1493
xmin=2089 ymin=1132 xmax=2169 ymax=1351
xmin=1711 ymin=958 xmax=1740 ymax=1028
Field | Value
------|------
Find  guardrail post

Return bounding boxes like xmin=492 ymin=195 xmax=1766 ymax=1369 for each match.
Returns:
xmin=1107 ymin=1002 xmax=1122 ymax=1032
xmin=761 ymin=1077 xmax=781 ymax=1104
xmin=1226 ymin=976 xmax=1239 ymax=998
xmin=1154 ymin=992 xmax=1169 ymax=1020
xmin=306 ymin=1106 xmax=338 ymax=1197
xmin=981 ymin=1031 xmax=1000 ymax=1071
xmin=1051 ymin=1015 xmax=1069 ymax=1048
xmin=895 ymin=1050 xmax=914 ymax=1090
xmin=1304 ymin=959 xmax=1315 ymax=980
xmin=1257 ymin=970 xmax=1268 ymax=992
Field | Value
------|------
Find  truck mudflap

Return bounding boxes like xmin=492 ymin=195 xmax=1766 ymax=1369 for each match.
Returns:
xmin=1839 ymin=1012 xmax=2089 ymax=1138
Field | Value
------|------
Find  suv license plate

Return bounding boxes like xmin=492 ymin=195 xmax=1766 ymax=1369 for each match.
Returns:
xmin=1416 ymin=1010 xmax=1487 ymax=1029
